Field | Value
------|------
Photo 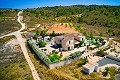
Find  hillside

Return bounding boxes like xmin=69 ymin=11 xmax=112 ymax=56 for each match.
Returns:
xmin=23 ymin=5 xmax=120 ymax=39
xmin=0 ymin=9 xmax=21 ymax=36
xmin=23 ymin=5 xmax=120 ymax=28
xmin=0 ymin=36 xmax=33 ymax=80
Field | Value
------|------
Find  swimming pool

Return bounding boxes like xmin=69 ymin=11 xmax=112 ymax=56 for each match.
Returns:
xmin=85 ymin=40 xmax=93 ymax=45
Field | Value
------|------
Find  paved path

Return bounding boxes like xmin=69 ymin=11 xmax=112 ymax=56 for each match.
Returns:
xmin=0 ymin=11 xmax=41 ymax=80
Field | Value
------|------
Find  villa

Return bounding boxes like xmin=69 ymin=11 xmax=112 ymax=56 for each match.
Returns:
xmin=54 ymin=33 xmax=85 ymax=51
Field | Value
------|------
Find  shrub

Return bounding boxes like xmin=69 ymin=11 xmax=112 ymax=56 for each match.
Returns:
xmin=99 ymin=38 xmax=104 ymax=42
xmin=101 ymin=41 xmax=106 ymax=45
xmin=79 ymin=40 xmax=84 ymax=47
xmin=70 ymin=53 xmax=77 ymax=59
xmin=64 ymin=51 xmax=82 ymax=60
xmin=97 ymin=50 xmax=107 ymax=57
xmin=102 ymin=67 xmax=110 ymax=77
xmin=52 ymin=50 xmax=58 ymax=54
xmin=33 ymin=35 xmax=38 ymax=40
xmin=38 ymin=40 xmax=46 ymax=47
xmin=77 ymin=58 xmax=88 ymax=67
xmin=50 ymin=31 xmax=56 ymax=37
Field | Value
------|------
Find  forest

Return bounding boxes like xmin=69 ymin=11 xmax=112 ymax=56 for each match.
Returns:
xmin=24 ymin=5 xmax=120 ymax=28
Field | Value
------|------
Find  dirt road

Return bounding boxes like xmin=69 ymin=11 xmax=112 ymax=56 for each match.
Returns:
xmin=0 ymin=11 xmax=41 ymax=80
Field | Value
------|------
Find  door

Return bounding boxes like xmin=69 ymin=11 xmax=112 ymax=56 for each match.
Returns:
xmin=68 ymin=47 xmax=70 ymax=51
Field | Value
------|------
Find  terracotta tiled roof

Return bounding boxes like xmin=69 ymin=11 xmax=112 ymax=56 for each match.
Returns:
xmin=55 ymin=33 xmax=83 ymax=44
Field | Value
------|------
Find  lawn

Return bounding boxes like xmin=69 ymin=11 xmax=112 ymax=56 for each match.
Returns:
xmin=48 ymin=54 xmax=61 ymax=63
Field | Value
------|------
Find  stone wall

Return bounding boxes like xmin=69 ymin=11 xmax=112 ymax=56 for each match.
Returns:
xmin=28 ymin=40 xmax=89 ymax=69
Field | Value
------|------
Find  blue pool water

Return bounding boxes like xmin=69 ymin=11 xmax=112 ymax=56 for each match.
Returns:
xmin=85 ymin=40 xmax=93 ymax=45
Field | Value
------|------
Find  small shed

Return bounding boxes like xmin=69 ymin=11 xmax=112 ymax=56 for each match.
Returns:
xmin=82 ymin=63 xmax=99 ymax=74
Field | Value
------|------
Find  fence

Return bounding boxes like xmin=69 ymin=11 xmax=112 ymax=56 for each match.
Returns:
xmin=28 ymin=40 xmax=86 ymax=69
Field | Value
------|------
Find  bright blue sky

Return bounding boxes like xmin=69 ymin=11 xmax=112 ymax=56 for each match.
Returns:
xmin=0 ymin=0 xmax=120 ymax=9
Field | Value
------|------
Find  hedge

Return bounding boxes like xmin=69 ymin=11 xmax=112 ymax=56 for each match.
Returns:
xmin=28 ymin=40 xmax=52 ymax=64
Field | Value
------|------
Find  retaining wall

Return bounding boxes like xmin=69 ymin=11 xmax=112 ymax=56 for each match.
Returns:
xmin=28 ymin=40 xmax=87 ymax=69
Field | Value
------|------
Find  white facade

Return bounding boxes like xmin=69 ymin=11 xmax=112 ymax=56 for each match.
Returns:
xmin=82 ymin=63 xmax=99 ymax=74
xmin=54 ymin=34 xmax=85 ymax=51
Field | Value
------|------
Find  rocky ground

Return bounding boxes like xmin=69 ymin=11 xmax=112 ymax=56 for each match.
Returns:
xmin=0 ymin=37 xmax=33 ymax=80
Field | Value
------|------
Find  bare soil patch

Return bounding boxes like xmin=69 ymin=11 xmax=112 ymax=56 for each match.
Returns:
xmin=47 ymin=23 xmax=79 ymax=34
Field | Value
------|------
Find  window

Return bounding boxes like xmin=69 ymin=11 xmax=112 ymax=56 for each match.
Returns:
xmin=69 ymin=41 xmax=70 ymax=44
xmin=82 ymin=38 xmax=83 ymax=40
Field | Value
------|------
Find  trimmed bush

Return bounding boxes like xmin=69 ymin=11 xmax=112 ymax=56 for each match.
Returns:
xmin=38 ymin=40 xmax=46 ymax=47
xmin=97 ymin=50 xmax=107 ymax=57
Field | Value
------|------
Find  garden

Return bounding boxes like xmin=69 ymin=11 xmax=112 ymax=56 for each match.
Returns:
xmin=28 ymin=40 xmax=84 ymax=68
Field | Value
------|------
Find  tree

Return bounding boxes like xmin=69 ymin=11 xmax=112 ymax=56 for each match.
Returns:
xmin=78 ymin=17 xmax=83 ymax=23
xmin=79 ymin=41 xmax=84 ymax=47
xmin=103 ymin=67 xmax=110 ymax=77
xmin=99 ymin=33 xmax=103 ymax=38
xmin=83 ymin=31 xmax=87 ymax=37
xmin=40 ymin=30 xmax=47 ymax=41
xmin=90 ymin=33 xmax=93 ymax=39
xmin=106 ymin=28 xmax=113 ymax=37
xmin=97 ymin=50 xmax=107 ymax=57
xmin=38 ymin=40 xmax=46 ymax=47
xmin=35 ymin=30 xmax=39 ymax=36
xmin=75 ymin=26 xmax=81 ymax=31
xmin=50 ymin=31 xmax=56 ymax=37
xmin=77 ymin=58 xmax=88 ymax=67
xmin=33 ymin=35 xmax=38 ymax=40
